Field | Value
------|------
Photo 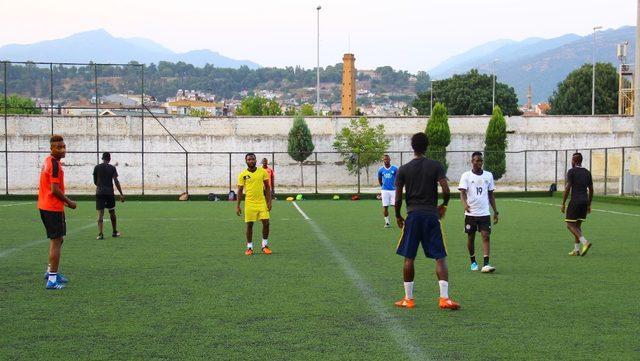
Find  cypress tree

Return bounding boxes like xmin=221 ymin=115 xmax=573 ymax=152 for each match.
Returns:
xmin=484 ymin=106 xmax=507 ymax=180
xmin=425 ymin=102 xmax=451 ymax=170
xmin=287 ymin=115 xmax=315 ymax=187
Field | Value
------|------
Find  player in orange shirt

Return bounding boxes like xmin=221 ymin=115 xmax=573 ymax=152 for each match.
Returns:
xmin=261 ymin=158 xmax=275 ymax=198
xmin=38 ymin=135 xmax=76 ymax=290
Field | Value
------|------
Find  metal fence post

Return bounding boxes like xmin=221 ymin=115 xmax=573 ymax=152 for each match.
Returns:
xmin=271 ymin=151 xmax=275 ymax=194
xmin=357 ymin=153 xmax=361 ymax=194
xmin=621 ymin=147 xmax=625 ymax=196
xmin=228 ymin=153 xmax=232 ymax=191
xmin=314 ymin=152 xmax=318 ymax=194
xmin=49 ymin=63 xmax=54 ymax=135
xmin=589 ymin=149 xmax=592 ymax=172
xmin=141 ymin=65 xmax=145 ymax=195
xmin=94 ymin=63 xmax=99 ymax=164
xmin=554 ymin=150 xmax=558 ymax=185
xmin=604 ymin=148 xmax=608 ymax=195
xmin=524 ymin=150 xmax=528 ymax=192
xmin=400 ymin=152 xmax=403 ymax=165
xmin=3 ymin=61 xmax=7 ymax=195
xmin=185 ymin=152 xmax=189 ymax=194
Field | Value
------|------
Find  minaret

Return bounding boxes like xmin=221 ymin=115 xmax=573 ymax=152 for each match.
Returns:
xmin=527 ymin=84 xmax=532 ymax=110
xmin=341 ymin=53 xmax=356 ymax=116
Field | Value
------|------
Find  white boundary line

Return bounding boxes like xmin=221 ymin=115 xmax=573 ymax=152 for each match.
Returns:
xmin=0 ymin=222 xmax=98 ymax=258
xmin=291 ymin=201 xmax=427 ymax=361
xmin=0 ymin=202 xmax=34 ymax=208
xmin=509 ymin=199 xmax=640 ymax=217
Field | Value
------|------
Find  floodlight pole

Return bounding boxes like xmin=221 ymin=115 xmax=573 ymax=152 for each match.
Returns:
xmin=492 ymin=59 xmax=498 ymax=110
xmin=316 ymin=5 xmax=322 ymax=115
xmin=634 ymin=0 xmax=640 ymax=146
xmin=592 ymin=26 xmax=602 ymax=115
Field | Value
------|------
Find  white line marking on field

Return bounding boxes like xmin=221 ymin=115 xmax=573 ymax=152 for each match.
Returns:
xmin=291 ymin=201 xmax=427 ymax=361
xmin=0 ymin=222 xmax=99 ymax=258
xmin=0 ymin=202 xmax=33 ymax=208
xmin=509 ymin=199 xmax=640 ymax=217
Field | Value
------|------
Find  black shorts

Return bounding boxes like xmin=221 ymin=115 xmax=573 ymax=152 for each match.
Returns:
xmin=464 ymin=215 xmax=492 ymax=234
xmin=565 ymin=202 xmax=588 ymax=222
xmin=40 ymin=210 xmax=66 ymax=239
xmin=96 ymin=194 xmax=116 ymax=210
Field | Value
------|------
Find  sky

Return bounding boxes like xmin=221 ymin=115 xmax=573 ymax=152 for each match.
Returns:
xmin=0 ymin=0 xmax=636 ymax=72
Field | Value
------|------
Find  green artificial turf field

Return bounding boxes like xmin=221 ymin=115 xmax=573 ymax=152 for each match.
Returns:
xmin=1 ymin=197 xmax=638 ymax=360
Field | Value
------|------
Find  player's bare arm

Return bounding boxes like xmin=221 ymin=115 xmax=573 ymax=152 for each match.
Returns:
xmin=114 ymin=177 xmax=125 ymax=202
xmin=460 ymin=189 xmax=470 ymax=213
xmin=587 ymin=183 xmax=593 ymax=213
xmin=394 ymin=182 xmax=404 ymax=228
xmin=438 ymin=178 xmax=450 ymax=219
xmin=51 ymin=182 xmax=76 ymax=209
xmin=489 ymin=190 xmax=499 ymax=224
xmin=264 ymin=180 xmax=272 ymax=211
xmin=561 ymin=181 xmax=571 ymax=213
xmin=236 ymin=186 xmax=244 ymax=216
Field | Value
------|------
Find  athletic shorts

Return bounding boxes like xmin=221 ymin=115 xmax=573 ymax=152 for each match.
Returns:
xmin=396 ymin=210 xmax=447 ymax=259
xmin=565 ymin=201 xmax=587 ymax=222
xmin=381 ymin=190 xmax=395 ymax=207
xmin=39 ymin=209 xmax=66 ymax=239
xmin=464 ymin=215 xmax=492 ymax=234
xmin=96 ymin=194 xmax=116 ymax=210
xmin=245 ymin=202 xmax=270 ymax=223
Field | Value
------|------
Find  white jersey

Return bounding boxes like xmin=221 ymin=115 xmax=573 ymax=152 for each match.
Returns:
xmin=458 ymin=170 xmax=495 ymax=216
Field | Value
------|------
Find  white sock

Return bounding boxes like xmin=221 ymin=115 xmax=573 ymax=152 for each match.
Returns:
xmin=261 ymin=239 xmax=268 ymax=248
xmin=574 ymin=243 xmax=580 ymax=252
xmin=384 ymin=216 xmax=390 ymax=224
xmin=579 ymin=236 xmax=588 ymax=245
xmin=48 ymin=273 xmax=57 ymax=283
xmin=247 ymin=242 xmax=253 ymax=249
xmin=438 ymin=280 xmax=449 ymax=299
xmin=46 ymin=264 xmax=51 ymax=273
xmin=403 ymin=281 xmax=414 ymax=299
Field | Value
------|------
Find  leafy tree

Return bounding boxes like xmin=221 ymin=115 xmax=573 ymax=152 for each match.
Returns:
xmin=484 ymin=106 xmax=507 ymax=180
xmin=287 ymin=115 xmax=315 ymax=186
xmin=235 ymin=96 xmax=281 ymax=115
xmin=264 ymin=99 xmax=282 ymax=116
xmin=284 ymin=106 xmax=297 ymax=116
xmin=548 ymin=63 xmax=618 ymax=115
xmin=425 ymin=102 xmax=450 ymax=170
xmin=188 ymin=108 xmax=210 ymax=117
xmin=413 ymin=69 xmax=520 ymax=116
xmin=299 ymin=103 xmax=316 ymax=116
xmin=0 ymin=94 xmax=42 ymax=114
xmin=415 ymin=71 xmax=431 ymax=94
xmin=333 ymin=117 xmax=390 ymax=183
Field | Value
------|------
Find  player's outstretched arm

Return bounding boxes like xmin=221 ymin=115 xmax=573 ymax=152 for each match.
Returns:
xmin=236 ymin=186 xmax=244 ymax=216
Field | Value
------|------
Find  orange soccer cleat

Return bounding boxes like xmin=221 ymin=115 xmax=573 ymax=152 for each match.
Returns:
xmin=244 ymin=248 xmax=253 ymax=256
xmin=261 ymin=246 xmax=272 ymax=255
xmin=439 ymin=297 xmax=460 ymax=310
xmin=394 ymin=297 xmax=415 ymax=309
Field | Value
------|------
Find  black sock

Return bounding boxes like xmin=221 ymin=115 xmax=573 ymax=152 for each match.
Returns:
xmin=470 ymin=255 xmax=476 ymax=264
xmin=483 ymin=256 xmax=489 ymax=266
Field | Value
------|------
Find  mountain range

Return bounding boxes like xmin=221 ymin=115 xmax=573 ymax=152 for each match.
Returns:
xmin=0 ymin=29 xmax=260 ymax=69
xmin=429 ymin=26 xmax=636 ymax=103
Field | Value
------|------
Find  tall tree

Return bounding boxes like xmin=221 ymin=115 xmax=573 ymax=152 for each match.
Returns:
xmin=235 ymin=96 xmax=282 ymax=116
xmin=548 ymin=63 xmax=618 ymax=115
xmin=333 ymin=117 xmax=390 ymax=184
xmin=0 ymin=94 xmax=42 ymax=114
xmin=484 ymin=106 xmax=507 ymax=180
xmin=425 ymin=102 xmax=451 ymax=170
xmin=412 ymin=69 xmax=521 ymax=116
xmin=415 ymin=71 xmax=431 ymax=94
xmin=287 ymin=115 xmax=315 ymax=187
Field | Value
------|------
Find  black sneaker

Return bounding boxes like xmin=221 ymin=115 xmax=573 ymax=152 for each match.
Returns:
xmin=112 ymin=231 xmax=121 ymax=238
xmin=96 ymin=233 xmax=104 ymax=240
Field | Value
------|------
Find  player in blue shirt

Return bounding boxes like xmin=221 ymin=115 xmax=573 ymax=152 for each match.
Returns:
xmin=378 ymin=154 xmax=398 ymax=228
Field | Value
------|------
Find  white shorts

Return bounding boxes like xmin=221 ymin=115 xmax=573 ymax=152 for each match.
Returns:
xmin=381 ymin=190 xmax=396 ymax=207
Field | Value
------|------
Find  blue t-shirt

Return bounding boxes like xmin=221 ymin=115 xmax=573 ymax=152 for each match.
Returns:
xmin=378 ymin=165 xmax=398 ymax=191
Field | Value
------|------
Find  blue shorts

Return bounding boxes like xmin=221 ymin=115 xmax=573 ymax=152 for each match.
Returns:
xmin=396 ymin=210 xmax=447 ymax=259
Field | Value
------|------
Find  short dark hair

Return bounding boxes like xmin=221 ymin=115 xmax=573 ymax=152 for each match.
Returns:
xmin=572 ymin=152 xmax=583 ymax=164
xmin=245 ymin=152 xmax=256 ymax=160
xmin=102 ymin=152 xmax=111 ymax=161
xmin=383 ymin=154 xmax=390 ymax=158
xmin=472 ymin=151 xmax=483 ymax=159
xmin=50 ymin=134 xmax=64 ymax=143
xmin=411 ymin=133 xmax=428 ymax=154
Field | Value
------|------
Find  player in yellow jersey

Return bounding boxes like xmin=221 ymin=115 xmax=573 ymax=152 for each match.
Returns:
xmin=236 ymin=153 xmax=273 ymax=256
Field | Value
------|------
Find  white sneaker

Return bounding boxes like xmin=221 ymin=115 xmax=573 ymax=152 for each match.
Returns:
xmin=384 ymin=223 xmax=391 ymax=228
xmin=481 ymin=265 xmax=496 ymax=273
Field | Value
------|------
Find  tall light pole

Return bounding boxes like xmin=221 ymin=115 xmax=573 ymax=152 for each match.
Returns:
xmin=592 ymin=26 xmax=602 ymax=115
xmin=634 ymin=0 xmax=640 ymax=146
xmin=316 ymin=5 xmax=321 ymax=115
xmin=429 ymin=80 xmax=436 ymax=115
xmin=492 ymin=59 xmax=499 ymax=110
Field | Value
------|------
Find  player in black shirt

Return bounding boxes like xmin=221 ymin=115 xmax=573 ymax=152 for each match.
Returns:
xmin=393 ymin=133 xmax=459 ymax=310
xmin=93 ymin=152 xmax=125 ymax=239
xmin=561 ymin=152 xmax=593 ymax=256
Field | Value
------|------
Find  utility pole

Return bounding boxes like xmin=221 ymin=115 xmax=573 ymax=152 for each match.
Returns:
xmin=492 ymin=59 xmax=498 ymax=110
xmin=316 ymin=5 xmax=321 ymax=115
xmin=592 ymin=26 xmax=602 ymax=115
xmin=635 ymin=0 xmax=640 ymax=145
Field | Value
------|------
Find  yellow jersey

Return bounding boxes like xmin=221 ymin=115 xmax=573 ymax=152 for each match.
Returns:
xmin=238 ymin=168 xmax=269 ymax=204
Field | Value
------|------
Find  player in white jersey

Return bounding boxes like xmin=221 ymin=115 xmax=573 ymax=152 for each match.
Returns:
xmin=458 ymin=152 xmax=499 ymax=273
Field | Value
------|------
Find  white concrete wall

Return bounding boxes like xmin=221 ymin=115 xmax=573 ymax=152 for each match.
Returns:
xmin=0 ymin=115 xmax=635 ymax=194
